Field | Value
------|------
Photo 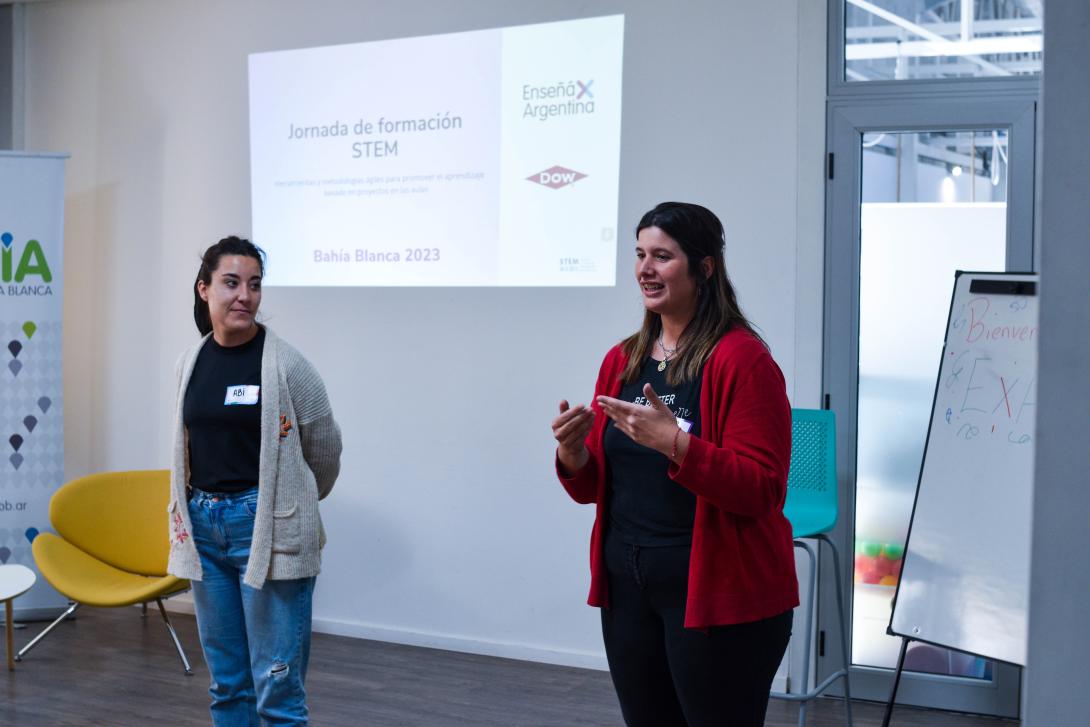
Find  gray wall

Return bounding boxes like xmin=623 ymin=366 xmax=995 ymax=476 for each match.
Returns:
xmin=21 ymin=0 xmax=826 ymax=675
xmin=1026 ymin=2 xmax=1090 ymax=723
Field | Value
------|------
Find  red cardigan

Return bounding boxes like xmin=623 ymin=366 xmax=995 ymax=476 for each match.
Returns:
xmin=557 ymin=328 xmax=799 ymax=628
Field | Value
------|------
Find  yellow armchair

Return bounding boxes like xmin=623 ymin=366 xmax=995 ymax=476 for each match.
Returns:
xmin=16 ymin=470 xmax=194 ymax=674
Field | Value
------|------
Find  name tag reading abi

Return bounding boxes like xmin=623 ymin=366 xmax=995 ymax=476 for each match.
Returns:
xmin=225 ymin=385 xmax=260 ymax=406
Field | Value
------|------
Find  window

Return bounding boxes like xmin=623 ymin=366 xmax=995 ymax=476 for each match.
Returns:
xmin=845 ymin=0 xmax=1042 ymax=82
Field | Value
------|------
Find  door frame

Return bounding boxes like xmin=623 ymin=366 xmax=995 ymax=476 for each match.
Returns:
xmin=818 ymin=96 xmax=1036 ymax=717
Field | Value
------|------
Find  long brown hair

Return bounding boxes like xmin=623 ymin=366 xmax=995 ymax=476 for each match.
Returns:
xmin=620 ymin=202 xmax=763 ymax=386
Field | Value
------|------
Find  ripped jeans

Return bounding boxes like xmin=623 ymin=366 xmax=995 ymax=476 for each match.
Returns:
xmin=189 ymin=487 xmax=316 ymax=726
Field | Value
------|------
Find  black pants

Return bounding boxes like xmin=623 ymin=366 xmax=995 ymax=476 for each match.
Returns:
xmin=601 ymin=530 xmax=793 ymax=727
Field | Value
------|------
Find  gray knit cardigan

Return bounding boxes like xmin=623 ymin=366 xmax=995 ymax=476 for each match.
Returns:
xmin=167 ymin=326 xmax=342 ymax=590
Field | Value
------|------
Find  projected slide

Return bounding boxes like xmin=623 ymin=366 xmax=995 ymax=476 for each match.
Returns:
xmin=249 ymin=15 xmax=624 ymax=286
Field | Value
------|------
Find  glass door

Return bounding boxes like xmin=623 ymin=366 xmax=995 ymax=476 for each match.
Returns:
xmin=854 ymin=128 xmax=1006 ymax=673
xmin=820 ymin=100 xmax=1035 ymax=717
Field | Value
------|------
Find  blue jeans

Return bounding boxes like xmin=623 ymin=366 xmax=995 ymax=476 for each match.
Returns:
xmin=188 ymin=487 xmax=316 ymax=727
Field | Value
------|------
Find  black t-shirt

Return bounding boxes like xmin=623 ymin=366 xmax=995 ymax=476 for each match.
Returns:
xmin=183 ymin=327 xmax=265 ymax=494
xmin=604 ymin=356 xmax=703 ymax=546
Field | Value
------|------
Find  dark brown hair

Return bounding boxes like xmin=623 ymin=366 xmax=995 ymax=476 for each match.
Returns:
xmin=193 ymin=236 xmax=266 ymax=336
xmin=621 ymin=202 xmax=763 ymax=385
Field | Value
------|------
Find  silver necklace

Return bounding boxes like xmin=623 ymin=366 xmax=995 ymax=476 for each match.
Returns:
xmin=657 ymin=334 xmax=678 ymax=372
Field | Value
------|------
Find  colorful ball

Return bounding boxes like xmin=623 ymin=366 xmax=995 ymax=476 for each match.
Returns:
xmin=859 ymin=541 xmax=882 ymax=557
xmin=861 ymin=570 xmax=883 ymax=584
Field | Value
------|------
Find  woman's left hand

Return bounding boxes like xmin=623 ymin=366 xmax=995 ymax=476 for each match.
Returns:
xmin=597 ymin=383 xmax=686 ymax=460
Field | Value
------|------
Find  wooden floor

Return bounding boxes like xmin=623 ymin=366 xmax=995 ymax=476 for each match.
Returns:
xmin=1 ymin=607 xmax=1018 ymax=726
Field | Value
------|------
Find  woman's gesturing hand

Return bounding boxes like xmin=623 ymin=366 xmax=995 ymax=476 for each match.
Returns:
xmin=597 ymin=383 xmax=688 ymax=462
xmin=553 ymin=399 xmax=595 ymax=474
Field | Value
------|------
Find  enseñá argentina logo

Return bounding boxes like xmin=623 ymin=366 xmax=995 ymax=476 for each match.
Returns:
xmin=1 ymin=232 xmax=51 ymax=282
xmin=1 ymin=232 xmax=53 ymax=297
xmin=526 ymin=166 xmax=587 ymax=190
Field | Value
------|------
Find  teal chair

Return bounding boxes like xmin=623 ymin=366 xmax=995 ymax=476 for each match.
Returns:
xmin=770 ymin=408 xmax=853 ymax=727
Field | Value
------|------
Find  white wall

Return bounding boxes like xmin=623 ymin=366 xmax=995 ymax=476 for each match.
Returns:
xmin=25 ymin=0 xmax=826 ymax=672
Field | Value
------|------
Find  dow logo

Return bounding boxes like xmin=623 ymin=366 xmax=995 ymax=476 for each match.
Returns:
xmin=1 ymin=232 xmax=52 ymax=283
xmin=527 ymin=166 xmax=587 ymax=190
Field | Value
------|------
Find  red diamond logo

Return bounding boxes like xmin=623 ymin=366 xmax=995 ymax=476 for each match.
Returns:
xmin=527 ymin=166 xmax=587 ymax=190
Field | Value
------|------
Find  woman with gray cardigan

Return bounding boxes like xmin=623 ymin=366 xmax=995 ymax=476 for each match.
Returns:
xmin=167 ymin=236 xmax=342 ymax=726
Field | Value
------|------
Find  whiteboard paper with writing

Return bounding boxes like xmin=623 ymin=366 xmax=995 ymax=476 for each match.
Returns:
xmin=889 ymin=271 xmax=1037 ymax=666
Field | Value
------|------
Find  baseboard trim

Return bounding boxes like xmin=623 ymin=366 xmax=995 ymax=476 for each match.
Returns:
xmin=311 ymin=616 xmax=611 ymax=671
xmin=161 ymin=595 xmax=608 ymax=670
xmin=161 ymin=598 xmax=791 ymax=689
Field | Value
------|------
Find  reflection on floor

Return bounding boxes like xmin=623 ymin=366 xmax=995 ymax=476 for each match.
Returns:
xmin=1 ymin=606 xmax=1019 ymax=726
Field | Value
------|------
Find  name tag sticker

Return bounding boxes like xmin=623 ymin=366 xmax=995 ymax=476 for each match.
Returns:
xmin=225 ymin=385 xmax=260 ymax=406
xmin=676 ymin=417 xmax=693 ymax=433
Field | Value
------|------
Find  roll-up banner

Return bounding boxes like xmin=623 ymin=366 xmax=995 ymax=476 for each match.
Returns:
xmin=0 ymin=151 xmax=68 ymax=618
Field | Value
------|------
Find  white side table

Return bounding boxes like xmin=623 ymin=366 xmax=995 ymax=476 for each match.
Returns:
xmin=0 ymin=565 xmax=36 ymax=671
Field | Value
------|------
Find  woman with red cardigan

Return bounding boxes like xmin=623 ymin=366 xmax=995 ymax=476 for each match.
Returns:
xmin=552 ymin=202 xmax=798 ymax=726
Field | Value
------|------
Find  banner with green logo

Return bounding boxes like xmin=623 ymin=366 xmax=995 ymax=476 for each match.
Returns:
xmin=0 ymin=151 xmax=67 ymax=617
